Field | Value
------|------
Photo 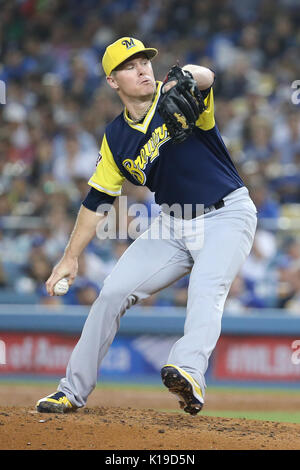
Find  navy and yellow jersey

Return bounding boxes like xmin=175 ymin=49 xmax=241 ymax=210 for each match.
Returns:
xmin=83 ymin=80 xmax=244 ymax=212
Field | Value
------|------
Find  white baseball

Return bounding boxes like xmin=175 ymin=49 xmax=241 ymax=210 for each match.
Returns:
xmin=53 ymin=278 xmax=69 ymax=296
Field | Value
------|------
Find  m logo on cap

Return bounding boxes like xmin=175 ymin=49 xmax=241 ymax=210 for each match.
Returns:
xmin=122 ymin=38 xmax=136 ymax=50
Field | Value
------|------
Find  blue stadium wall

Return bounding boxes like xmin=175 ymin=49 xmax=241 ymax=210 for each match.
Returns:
xmin=0 ymin=305 xmax=300 ymax=388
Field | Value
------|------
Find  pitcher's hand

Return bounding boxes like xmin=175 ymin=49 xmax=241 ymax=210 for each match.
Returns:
xmin=46 ymin=254 xmax=78 ymax=296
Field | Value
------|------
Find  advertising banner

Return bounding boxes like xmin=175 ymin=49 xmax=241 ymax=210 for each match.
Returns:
xmin=213 ymin=335 xmax=300 ymax=381
xmin=1 ymin=331 xmax=300 ymax=384
xmin=0 ymin=332 xmax=178 ymax=378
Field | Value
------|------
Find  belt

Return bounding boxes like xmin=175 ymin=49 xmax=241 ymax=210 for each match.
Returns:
xmin=203 ymin=199 xmax=225 ymax=215
xmin=161 ymin=199 xmax=225 ymax=220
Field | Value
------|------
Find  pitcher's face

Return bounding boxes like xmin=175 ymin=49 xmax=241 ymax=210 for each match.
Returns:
xmin=107 ymin=53 xmax=156 ymax=99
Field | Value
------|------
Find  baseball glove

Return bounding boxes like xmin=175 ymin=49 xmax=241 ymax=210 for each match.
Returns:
xmin=158 ymin=65 xmax=206 ymax=144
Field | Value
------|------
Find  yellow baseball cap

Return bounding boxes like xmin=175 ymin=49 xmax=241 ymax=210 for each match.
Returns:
xmin=102 ymin=37 xmax=158 ymax=76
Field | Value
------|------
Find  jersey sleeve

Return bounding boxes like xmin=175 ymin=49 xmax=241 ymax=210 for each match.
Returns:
xmin=88 ymin=133 xmax=125 ymax=196
xmin=195 ymin=87 xmax=215 ymax=131
xmin=82 ymin=187 xmax=116 ymax=213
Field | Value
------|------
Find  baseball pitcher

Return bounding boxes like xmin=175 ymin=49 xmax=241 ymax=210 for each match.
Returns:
xmin=36 ymin=37 xmax=257 ymax=415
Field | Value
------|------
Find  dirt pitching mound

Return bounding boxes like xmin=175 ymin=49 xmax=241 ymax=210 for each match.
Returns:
xmin=1 ymin=384 xmax=300 ymax=450
xmin=0 ymin=405 xmax=300 ymax=450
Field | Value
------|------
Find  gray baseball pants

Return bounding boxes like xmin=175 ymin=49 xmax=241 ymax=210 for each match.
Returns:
xmin=59 ymin=187 xmax=257 ymax=407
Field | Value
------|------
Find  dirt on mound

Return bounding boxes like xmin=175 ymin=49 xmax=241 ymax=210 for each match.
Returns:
xmin=0 ymin=405 xmax=299 ymax=450
xmin=0 ymin=384 xmax=300 ymax=450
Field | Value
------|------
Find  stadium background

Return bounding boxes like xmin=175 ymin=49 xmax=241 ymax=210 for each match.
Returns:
xmin=1 ymin=0 xmax=300 ymax=438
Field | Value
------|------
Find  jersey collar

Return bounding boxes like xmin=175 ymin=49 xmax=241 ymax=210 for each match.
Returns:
xmin=123 ymin=81 xmax=162 ymax=134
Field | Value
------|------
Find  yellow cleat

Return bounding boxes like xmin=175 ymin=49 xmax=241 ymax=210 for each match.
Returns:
xmin=36 ymin=391 xmax=76 ymax=414
xmin=161 ymin=364 xmax=204 ymax=415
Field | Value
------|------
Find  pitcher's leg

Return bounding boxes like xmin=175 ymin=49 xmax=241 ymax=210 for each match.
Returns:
xmin=166 ymin=208 xmax=257 ymax=397
xmin=59 ymin=221 xmax=193 ymax=407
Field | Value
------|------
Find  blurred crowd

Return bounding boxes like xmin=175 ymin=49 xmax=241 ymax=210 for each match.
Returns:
xmin=0 ymin=0 xmax=300 ymax=313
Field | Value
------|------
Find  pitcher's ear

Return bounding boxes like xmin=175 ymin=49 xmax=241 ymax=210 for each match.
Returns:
xmin=106 ymin=73 xmax=119 ymax=90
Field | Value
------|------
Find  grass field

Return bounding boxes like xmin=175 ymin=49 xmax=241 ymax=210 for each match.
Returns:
xmin=201 ymin=410 xmax=300 ymax=423
xmin=162 ymin=408 xmax=300 ymax=424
